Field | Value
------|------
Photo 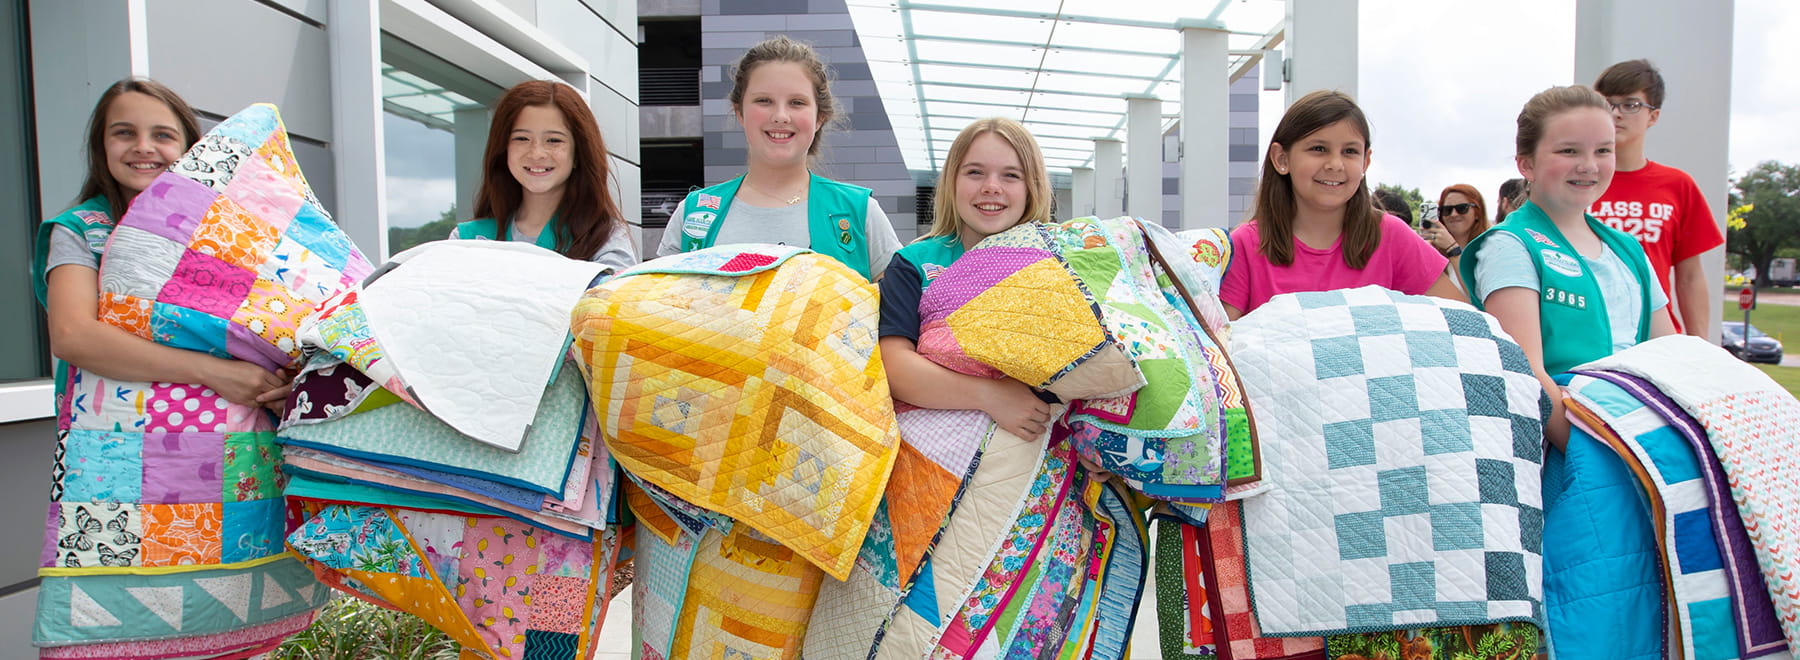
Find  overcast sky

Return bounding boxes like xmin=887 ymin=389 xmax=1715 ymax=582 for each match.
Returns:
xmin=1278 ymin=0 xmax=1797 ymax=206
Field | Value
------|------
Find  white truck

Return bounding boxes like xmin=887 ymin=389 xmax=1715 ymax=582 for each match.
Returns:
xmin=1771 ymin=258 xmax=1797 ymax=287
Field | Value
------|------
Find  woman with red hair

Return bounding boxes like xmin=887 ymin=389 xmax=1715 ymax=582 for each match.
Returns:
xmin=452 ymin=80 xmax=636 ymax=271
xmin=1425 ymin=183 xmax=1491 ymax=288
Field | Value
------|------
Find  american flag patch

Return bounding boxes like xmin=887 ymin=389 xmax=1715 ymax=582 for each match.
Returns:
xmin=697 ymin=194 xmax=721 ymax=210
xmin=1525 ymin=229 xmax=1559 ymax=248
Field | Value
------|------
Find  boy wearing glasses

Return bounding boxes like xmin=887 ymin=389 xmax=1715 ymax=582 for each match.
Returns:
xmin=1588 ymin=59 xmax=1723 ymax=336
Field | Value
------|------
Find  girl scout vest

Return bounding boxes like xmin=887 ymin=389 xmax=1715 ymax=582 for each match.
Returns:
xmin=677 ymin=173 xmax=874 ymax=280
xmin=456 ymin=216 xmax=562 ymax=250
xmin=1459 ymin=200 xmax=1654 ymax=374
xmin=895 ymin=234 xmax=965 ymax=289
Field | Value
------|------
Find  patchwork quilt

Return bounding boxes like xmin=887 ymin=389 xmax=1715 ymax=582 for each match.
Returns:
xmin=1564 ymin=370 xmax=1788 ymax=660
xmin=570 ymin=244 xmax=900 ymax=581
xmin=1577 ymin=336 xmax=1800 ymax=655
xmin=1230 ymin=286 xmax=1546 ymax=636
xmin=981 ymin=218 xmax=1227 ymax=502
xmin=915 ymin=239 xmax=1144 ymax=401
xmin=1206 ymin=501 xmax=1327 ymax=659
xmin=286 ymin=505 xmax=619 ymax=660
xmin=874 ymin=422 xmax=1049 ymax=660
xmin=804 ymin=406 xmax=992 ymax=658
xmin=35 ymin=104 xmax=360 ymax=654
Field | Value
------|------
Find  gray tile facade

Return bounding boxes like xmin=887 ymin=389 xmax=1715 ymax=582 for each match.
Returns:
xmin=698 ymin=0 xmax=919 ymax=240
xmin=1159 ymin=64 xmax=1261 ymax=228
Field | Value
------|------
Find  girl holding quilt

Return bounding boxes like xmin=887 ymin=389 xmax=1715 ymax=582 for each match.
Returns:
xmin=452 ymin=80 xmax=637 ymax=272
xmin=878 ymin=117 xmax=1055 ymax=440
xmin=656 ymin=36 xmax=902 ymax=281
xmin=34 ymin=78 xmax=290 ymax=407
xmin=1220 ymin=90 xmax=1463 ymax=318
xmin=1461 ymin=85 xmax=1674 ymax=449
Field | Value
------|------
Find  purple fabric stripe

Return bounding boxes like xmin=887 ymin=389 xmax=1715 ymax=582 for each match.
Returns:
xmin=918 ymin=246 xmax=1054 ymax=314
xmin=1574 ymin=369 xmax=1789 ymax=658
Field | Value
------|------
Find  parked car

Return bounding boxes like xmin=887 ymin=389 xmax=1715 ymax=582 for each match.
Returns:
xmin=1722 ymin=321 xmax=1784 ymax=364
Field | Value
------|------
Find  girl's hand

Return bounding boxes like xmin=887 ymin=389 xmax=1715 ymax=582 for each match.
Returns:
xmin=201 ymin=358 xmax=287 ymax=407
xmin=254 ymin=366 xmax=298 ymax=414
xmin=1077 ymin=454 xmax=1113 ymax=482
xmin=1424 ymin=225 xmax=1459 ymax=255
xmin=980 ymin=378 xmax=1053 ymax=440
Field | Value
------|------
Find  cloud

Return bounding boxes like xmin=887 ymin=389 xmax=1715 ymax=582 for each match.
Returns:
xmin=386 ymin=176 xmax=457 ymax=229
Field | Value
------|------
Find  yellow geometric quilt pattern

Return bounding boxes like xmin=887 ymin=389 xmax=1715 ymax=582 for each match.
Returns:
xmin=570 ymin=247 xmax=900 ymax=581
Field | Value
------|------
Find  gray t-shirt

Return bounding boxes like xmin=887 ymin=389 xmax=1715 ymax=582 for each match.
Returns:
xmin=46 ymin=225 xmax=99 ymax=274
xmin=656 ymin=198 xmax=901 ymax=278
xmin=449 ymin=222 xmax=641 ymax=274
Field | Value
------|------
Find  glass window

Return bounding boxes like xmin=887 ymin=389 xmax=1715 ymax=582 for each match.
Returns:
xmin=379 ymin=34 xmax=502 ymax=254
xmin=2 ymin=1 xmax=47 ymax=382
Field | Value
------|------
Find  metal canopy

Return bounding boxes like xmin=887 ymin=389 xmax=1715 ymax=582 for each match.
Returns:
xmin=846 ymin=0 xmax=1285 ymax=175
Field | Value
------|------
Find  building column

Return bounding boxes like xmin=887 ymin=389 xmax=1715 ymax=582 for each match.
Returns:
xmin=1126 ymin=94 xmax=1163 ymax=224
xmin=453 ymin=107 xmax=490 ymax=223
xmin=28 ymin=0 xmax=147 ymax=219
xmin=328 ymin=0 xmax=388 ymax=259
xmin=1070 ymin=166 xmax=1096 ymax=219
xmin=1093 ymin=139 xmax=1123 ymax=218
xmin=1179 ymin=21 xmax=1230 ymax=229
xmin=1284 ymin=0 xmax=1358 ymax=102
xmin=1576 ymin=0 xmax=1732 ymax=340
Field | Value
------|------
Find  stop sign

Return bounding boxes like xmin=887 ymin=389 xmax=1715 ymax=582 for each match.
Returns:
xmin=1740 ymin=286 xmax=1756 ymax=311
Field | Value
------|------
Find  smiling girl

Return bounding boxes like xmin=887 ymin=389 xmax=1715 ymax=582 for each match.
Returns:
xmin=877 ymin=117 xmax=1054 ymax=439
xmin=1461 ymin=85 xmax=1673 ymax=449
xmin=1219 ymin=90 xmax=1462 ymax=318
xmin=453 ymin=80 xmax=635 ymax=271
xmin=657 ymin=36 xmax=901 ymax=281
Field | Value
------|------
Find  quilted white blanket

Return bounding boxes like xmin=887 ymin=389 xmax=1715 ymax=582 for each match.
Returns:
xmin=1230 ymin=286 xmax=1547 ymax=636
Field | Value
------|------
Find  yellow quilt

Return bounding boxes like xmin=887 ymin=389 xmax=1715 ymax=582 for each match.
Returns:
xmin=570 ymin=245 xmax=900 ymax=580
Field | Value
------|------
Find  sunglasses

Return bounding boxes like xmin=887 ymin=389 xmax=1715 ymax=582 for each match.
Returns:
xmin=1440 ymin=203 xmax=1477 ymax=216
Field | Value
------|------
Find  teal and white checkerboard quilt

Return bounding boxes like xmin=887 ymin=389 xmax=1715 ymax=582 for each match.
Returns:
xmin=1229 ymin=286 xmax=1548 ymax=636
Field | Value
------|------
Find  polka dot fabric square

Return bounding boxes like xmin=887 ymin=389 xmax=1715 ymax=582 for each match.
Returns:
xmin=144 ymin=383 xmax=235 ymax=434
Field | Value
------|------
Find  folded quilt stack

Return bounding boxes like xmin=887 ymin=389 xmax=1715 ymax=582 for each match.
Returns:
xmin=276 ymin=239 xmax=622 ymax=659
xmin=35 ymin=104 xmax=354 ymax=658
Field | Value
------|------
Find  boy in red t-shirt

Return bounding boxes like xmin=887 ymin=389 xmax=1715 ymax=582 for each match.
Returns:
xmin=1589 ymin=59 xmax=1724 ymax=335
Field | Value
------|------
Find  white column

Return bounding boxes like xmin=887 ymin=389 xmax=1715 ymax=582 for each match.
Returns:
xmin=1094 ymin=139 xmax=1123 ymax=218
xmin=28 ymin=0 xmax=146 ymax=219
xmin=1179 ymin=21 xmax=1230 ymax=229
xmin=1070 ymin=166 xmax=1096 ymax=219
xmin=329 ymin=0 xmax=388 ymax=260
xmin=1284 ymin=0 xmax=1358 ymax=102
xmin=454 ymin=107 xmax=490 ymax=222
xmin=1125 ymin=94 xmax=1163 ymax=225
xmin=1576 ymin=0 xmax=1732 ymax=341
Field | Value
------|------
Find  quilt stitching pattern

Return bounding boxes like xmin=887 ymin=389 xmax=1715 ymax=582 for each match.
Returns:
xmin=1230 ymin=286 xmax=1545 ymax=637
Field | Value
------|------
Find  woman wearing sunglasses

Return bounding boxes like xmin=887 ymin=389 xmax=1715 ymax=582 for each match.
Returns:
xmin=1422 ymin=183 xmax=1490 ymax=289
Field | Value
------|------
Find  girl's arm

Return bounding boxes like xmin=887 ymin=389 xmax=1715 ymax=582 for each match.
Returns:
xmin=1482 ymin=286 xmax=1568 ymax=451
xmin=47 ymin=265 xmax=286 ymax=406
xmin=1423 ymin=271 xmax=1469 ymax=303
xmin=1224 ymin=303 xmax=1244 ymax=321
xmin=879 ymin=336 xmax=1052 ymax=439
xmin=1649 ymin=307 xmax=1677 ymax=339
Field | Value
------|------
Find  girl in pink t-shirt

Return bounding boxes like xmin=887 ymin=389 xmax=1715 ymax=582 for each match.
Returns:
xmin=1220 ymin=91 xmax=1462 ymax=318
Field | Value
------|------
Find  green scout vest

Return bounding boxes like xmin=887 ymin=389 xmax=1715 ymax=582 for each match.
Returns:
xmin=32 ymin=195 xmax=115 ymax=307
xmin=1460 ymin=200 xmax=1654 ymax=374
xmin=455 ymin=216 xmax=562 ymax=251
xmin=676 ymin=173 xmax=873 ymax=280
xmin=895 ymin=235 xmax=965 ymax=290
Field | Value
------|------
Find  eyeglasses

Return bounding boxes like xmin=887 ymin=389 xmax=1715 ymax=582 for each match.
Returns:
xmin=1608 ymin=100 xmax=1657 ymax=114
xmin=1440 ymin=203 xmax=1477 ymax=216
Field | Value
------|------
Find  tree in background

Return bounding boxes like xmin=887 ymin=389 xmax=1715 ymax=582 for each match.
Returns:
xmin=388 ymin=205 xmax=460 ymax=255
xmin=1374 ymin=183 xmax=1423 ymax=223
xmin=1727 ymin=161 xmax=1800 ymax=287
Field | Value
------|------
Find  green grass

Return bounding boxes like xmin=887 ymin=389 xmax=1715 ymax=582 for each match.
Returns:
xmin=271 ymin=596 xmax=459 ymax=660
xmin=1754 ymin=363 xmax=1800 ymax=399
